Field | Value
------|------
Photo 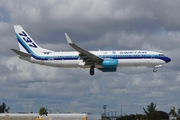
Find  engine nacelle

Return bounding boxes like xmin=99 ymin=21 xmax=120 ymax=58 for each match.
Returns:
xmin=102 ymin=59 xmax=118 ymax=68
xmin=99 ymin=68 xmax=117 ymax=72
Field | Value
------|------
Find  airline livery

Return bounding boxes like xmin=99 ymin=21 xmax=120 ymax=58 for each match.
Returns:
xmin=12 ymin=25 xmax=171 ymax=75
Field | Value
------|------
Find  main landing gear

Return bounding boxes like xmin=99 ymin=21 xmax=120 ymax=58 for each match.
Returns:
xmin=90 ymin=66 xmax=95 ymax=75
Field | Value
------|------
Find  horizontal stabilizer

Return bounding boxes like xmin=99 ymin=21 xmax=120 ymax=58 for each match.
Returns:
xmin=11 ymin=49 xmax=31 ymax=57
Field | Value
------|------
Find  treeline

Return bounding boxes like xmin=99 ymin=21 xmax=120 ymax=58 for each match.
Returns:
xmin=117 ymin=111 xmax=169 ymax=120
xmin=116 ymin=102 xmax=180 ymax=120
xmin=0 ymin=102 xmax=10 ymax=113
xmin=0 ymin=102 xmax=48 ymax=116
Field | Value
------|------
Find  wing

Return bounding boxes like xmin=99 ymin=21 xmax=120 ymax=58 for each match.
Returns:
xmin=65 ymin=33 xmax=103 ymax=65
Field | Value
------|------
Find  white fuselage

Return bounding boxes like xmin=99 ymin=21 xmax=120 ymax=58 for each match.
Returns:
xmin=13 ymin=25 xmax=171 ymax=75
xmin=19 ymin=50 xmax=168 ymax=68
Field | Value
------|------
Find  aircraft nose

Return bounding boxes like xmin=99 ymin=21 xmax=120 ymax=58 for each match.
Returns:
xmin=164 ymin=56 xmax=171 ymax=63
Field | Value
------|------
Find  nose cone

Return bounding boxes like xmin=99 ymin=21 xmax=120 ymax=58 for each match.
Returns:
xmin=164 ymin=56 xmax=171 ymax=63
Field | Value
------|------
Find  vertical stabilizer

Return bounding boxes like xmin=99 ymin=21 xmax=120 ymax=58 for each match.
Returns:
xmin=14 ymin=25 xmax=53 ymax=54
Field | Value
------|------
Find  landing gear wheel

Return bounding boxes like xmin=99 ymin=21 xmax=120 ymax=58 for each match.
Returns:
xmin=90 ymin=71 xmax=94 ymax=75
xmin=90 ymin=66 xmax=95 ymax=75
xmin=153 ymin=69 xmax=157 ymax=72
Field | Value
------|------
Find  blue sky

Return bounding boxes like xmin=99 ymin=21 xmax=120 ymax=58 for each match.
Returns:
xmin=0 ymin=0 xmax=180 ymax=115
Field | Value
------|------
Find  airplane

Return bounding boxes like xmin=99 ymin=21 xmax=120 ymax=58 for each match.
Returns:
xmin=11 ymin=25 xmax=171 ymax=76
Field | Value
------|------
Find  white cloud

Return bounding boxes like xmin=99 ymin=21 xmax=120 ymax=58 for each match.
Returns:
xmin=145 ymin=91 xmax=164 ymax=97
xmin=167 ymin=86 xmax=180 ymax=91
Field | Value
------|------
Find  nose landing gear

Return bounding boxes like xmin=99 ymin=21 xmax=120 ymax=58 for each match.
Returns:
xmin=153 ymin=68 xmax=157 ymax=72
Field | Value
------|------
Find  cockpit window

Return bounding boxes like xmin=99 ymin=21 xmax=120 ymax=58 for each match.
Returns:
xmin=159 ymin=54 xmax=164 ymax=56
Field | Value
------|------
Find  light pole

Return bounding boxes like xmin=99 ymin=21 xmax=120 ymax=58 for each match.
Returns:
xmin=103 ymin=105 xmax=107 ymax=116
xmin=121 ymin=106 xmax=122 ymax=117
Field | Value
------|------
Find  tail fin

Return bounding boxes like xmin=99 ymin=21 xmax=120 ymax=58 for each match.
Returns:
xmin=14 ymin=25 xmax=54 ymax=54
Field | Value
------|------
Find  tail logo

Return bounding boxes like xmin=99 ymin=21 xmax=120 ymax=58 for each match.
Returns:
xmin=18 ymin=31 xmax=38 ymax=48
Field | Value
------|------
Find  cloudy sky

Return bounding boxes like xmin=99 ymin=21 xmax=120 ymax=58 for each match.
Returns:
xmin=0 ymin=0 xmax=180 ymax=115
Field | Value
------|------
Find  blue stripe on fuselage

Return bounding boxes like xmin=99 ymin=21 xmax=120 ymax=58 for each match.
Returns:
xmin=16 ymin=33 xmax=169 ymax=62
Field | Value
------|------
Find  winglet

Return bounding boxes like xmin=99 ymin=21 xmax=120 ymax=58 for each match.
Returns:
xmin=65 ymin=33 xmax=73 ymax=44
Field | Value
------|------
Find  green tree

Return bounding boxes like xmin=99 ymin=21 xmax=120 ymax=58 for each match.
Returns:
xmin=158 ymin=111 xmax=169 ymax=119
xmin=143 ymin=102 xmax=158 ymax=120
xmin=39 ymin=107 xmax=48 ymax=116
xmin=143 ymin=102 xmax=157 ymax=114
xmin=147 ymin=111 xmax=161 ymax=120
xmin=0 ymin=102 xmax=10 ymax=113
xmin=135 ymin=114 xmax=146 ymax=120
xmin=169 ymin=107 xmax=178 ymax=120
xmin=116 ymin=115 xmax=132 ymax=120
xmin=142 ymin=102 xmax=169 ymax=120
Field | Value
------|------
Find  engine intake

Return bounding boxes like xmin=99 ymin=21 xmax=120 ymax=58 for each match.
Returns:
xmin=102 ymin=59 xmax=118 ymax=68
